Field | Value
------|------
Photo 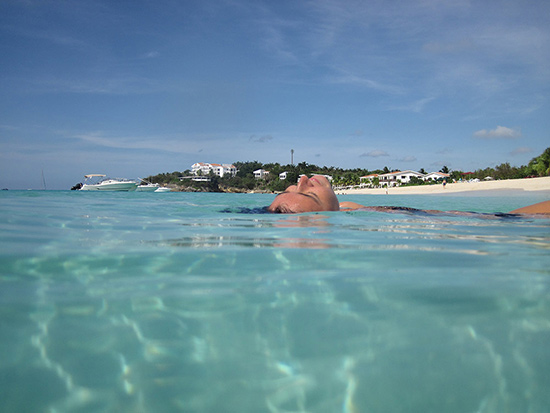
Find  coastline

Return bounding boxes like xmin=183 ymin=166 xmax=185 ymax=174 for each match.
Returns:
xmin=335 ymin=176 xmax=550 ymax=196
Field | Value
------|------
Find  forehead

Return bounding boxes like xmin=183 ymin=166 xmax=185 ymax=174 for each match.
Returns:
xmin=271 ymin=191 xmax=322 ymax=213
xmin=275 ymin=191 xmax=320 ymax=204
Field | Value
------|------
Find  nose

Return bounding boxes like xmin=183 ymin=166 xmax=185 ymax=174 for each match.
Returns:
xmin=296 ymin=175 xmax=311 ymax=190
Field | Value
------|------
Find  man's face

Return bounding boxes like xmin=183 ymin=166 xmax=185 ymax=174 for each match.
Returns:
xmin=267 ymin=175 xmax=340 ymax=213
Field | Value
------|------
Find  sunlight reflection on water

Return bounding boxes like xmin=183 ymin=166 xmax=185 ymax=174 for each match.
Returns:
xmin=0 ymin=191 xmax=549 ymax=412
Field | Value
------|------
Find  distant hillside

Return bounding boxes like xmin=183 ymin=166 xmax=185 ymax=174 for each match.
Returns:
xmin=145 ymin=147 xmax=550 ymax=192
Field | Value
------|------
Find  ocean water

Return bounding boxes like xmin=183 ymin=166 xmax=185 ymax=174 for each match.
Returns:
xmin=1 ymin=190 xmax=549 ymax=413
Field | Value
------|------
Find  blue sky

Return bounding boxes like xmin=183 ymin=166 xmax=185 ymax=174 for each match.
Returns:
xmin=1 ymin=0 xmax=549 ymax=189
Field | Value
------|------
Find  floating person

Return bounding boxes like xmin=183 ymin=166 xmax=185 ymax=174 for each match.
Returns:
xmin=267 ymin=175 xmax=550 ymax=215
xmin=267 ymin=175 xmax=340 ymax=213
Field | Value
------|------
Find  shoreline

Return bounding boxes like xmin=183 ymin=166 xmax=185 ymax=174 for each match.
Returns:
xmin=335 ymin=176 xmax=550 ymax=196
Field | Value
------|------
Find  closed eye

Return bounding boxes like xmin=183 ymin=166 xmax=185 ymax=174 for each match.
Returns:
xmin=273 ymin=205 xmax=293 ymax=214
xmin=298 ymin=192 xmax=322 ymax=205
xmin=278 ymin=191 xmax=321 ymax=204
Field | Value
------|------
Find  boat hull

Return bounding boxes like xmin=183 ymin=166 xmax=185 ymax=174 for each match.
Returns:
xmin=136 ymin=184 xmax=159 ymax=192
xmin=80 ymin=182 xmax=138 ymax=191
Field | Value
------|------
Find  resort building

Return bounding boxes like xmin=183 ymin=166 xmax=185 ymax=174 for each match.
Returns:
xmin=253 ymin=169 xmax=270 ymax=179
xmin=279 ymin=172 xmax=288 ymax=180
xmin=346 ymin=170 xmax=454 ymax=189
xmin=360 ymin=174 xmax=379 ymax=182
xmin=423 ymin=172 xmax=450 ymax=181
xmin=191 ymin=162 xmax=237 ymax=178
xmin=378 ymin=170 xmax=426 ymax=186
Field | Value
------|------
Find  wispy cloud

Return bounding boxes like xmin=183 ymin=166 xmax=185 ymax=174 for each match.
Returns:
xmin=244 ymin=2 xmax=301 ymax=65
xmin=399 ymin=156 xmax=417 ymax=162
xmin=473 ymin=126 xmax=521 ymax=139
xmin=249 ymin=134 xmax=274 ymax=143
xmin=72 ymin=132 xmax=192 ymax=153
xmin=330 ymin=73 xmax=404 ymax=95
xmin=388 ymin=97 xmax=436 ymax=113
xmin=430 ymin=160 xmax=450 ymax=169
xmin=510 ymin=147 xmax=532 ymax=156
xmin=3 ymin=23 xmax=85 ymax=47
xmin=360 ymin=150 xmax=389 ymax=158
xmin=423 ymin=39 xmax=475 ymax=54
xmin=141 ymin=51 xmax=160 ymax=59
xmin=28 ymin=75 xmax=169 ymax=95
xmin=236 ymin=0 xmax=549 ymax=113
xmin=70 ymin=131 xmax=255 ymax=159
xmin=0 ymin=123 xmax=21 ymax=131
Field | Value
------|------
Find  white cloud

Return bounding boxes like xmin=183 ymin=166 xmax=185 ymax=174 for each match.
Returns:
xmin=473 ymin=126 xmax=521 ymax=139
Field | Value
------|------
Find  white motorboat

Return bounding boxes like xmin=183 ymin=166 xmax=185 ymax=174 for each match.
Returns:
xmin=136 ymin=178 xmax=165 ymax=192
xmin=79 ymin=174 xmax=139 ymax=191
xmin=136 ymin=183 xmax=160 ymax=192
xmin=154 ymin=187 xmax=171 ymax=193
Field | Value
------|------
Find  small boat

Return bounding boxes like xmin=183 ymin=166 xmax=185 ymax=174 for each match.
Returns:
xmin=136 ymin=178 xmax=163 ymax=192
xmin=80 ymin=174 xmax=139 ymax=191
xmin=136 ymin=183 xmax=160 ymax=192
xmin=154 ymin=187 xmax=171 ymax=193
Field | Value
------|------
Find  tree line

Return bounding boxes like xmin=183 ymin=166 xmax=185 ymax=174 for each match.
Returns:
xmin=145 ymin=147 xmax=550 ymax=192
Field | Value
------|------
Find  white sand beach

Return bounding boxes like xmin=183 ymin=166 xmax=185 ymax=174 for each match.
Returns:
xmin=335 ymin=176 xmax=550 ymax=195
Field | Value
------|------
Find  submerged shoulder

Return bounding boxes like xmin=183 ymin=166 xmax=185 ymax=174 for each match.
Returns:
xmin=510 ymin=200 xmax=550 ymax=215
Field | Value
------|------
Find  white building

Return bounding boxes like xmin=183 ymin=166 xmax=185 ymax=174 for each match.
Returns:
xmin=423 ymin=172 xmax=450 ymax=181
xmin=279 ymin=172 xmax=288 ymax=180
xmin=191 ymin=162 xmax=237 ymax=178
xmin=358 ymin=174 xmax=379 ymax=188
xmin=360 ymin=174 xmax=379 ymax=182
xmin=378 ymin=170 xmax=426 ymax=186
xmin=253 ymin=169 xmax=270 ymax=179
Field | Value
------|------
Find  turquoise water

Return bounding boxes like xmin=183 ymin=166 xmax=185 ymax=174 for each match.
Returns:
xmin=1 ymin=190 xmax=549 ymax=412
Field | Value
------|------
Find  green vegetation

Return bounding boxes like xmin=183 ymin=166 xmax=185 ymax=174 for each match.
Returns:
xmin=145 ymin=147 xmax=550 ymax=192
xmin=466 ymin=147 xmax=550 ymax=181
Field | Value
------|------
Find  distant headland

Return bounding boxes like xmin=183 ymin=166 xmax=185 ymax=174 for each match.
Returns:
xmin=142 ymin=148 xmax=550 ymax=193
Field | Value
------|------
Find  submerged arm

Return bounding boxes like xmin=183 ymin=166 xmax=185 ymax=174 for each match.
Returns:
xmin=340 ymin=200 xmax=550 ymax=215
xmin=509 ymin=200 xmax=550 ymax=215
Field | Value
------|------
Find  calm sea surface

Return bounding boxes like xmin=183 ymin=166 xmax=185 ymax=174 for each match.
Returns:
xmin=1 ymin=190 xmax=549 ymax=412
